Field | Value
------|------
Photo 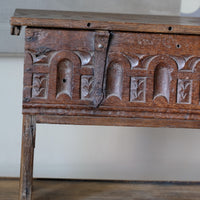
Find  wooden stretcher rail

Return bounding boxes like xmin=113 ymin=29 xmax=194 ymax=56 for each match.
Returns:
xmin=35 ymin=114 xmax=200 ymax=129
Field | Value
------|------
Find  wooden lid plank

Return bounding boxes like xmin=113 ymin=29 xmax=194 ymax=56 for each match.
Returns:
xmin=10 ymin=9 xmax=200 ymax=35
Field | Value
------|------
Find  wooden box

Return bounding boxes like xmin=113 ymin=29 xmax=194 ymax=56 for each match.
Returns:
xmin=10 ymin=9 xmax=200 ymax=200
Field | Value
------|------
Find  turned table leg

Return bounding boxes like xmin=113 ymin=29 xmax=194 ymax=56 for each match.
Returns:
xmin=19 ymin=115 xmax=36 ymax=200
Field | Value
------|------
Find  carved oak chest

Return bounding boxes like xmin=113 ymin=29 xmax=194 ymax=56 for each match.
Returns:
xmin=10 ymin=9 xmax=200 ymax=200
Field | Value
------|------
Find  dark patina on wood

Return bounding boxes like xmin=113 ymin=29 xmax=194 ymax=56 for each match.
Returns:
xmin=10 ymin=9 xmax=200 ymax=200
xmin=22 ymin=28 xmax=200 ymax=126
xmin=10 ymin=9 xmax=200 ymax=35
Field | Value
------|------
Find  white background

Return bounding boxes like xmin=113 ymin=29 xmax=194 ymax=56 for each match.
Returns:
xmin=0 ymin=0 xmax=200 ymax=180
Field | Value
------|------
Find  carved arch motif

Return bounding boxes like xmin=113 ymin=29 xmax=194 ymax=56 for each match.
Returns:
xmin=122 ymin=53 xmax=200 ymax=72
xmin=74 ymin=51 xmax=93 ymax=66
xmin=170 ymin=56 xmax=200 ymax=72
xmin=48 ymin=50 xmax=81 ymax=100
xmin=28 ymin=47 xmax=53 ymax=64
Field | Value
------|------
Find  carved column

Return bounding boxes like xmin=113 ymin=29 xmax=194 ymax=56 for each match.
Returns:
xmin=153 ymin=63 xmax=172 ymax=104
xmin=106 ymin=62 xmax=123 ymax=100
xmin=56 ymin=59 xmax=73 ymax=99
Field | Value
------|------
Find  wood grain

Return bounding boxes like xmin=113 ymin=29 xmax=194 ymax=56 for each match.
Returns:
xmin=23 ymin=28 xmax=200 ymax=123
xmin=1 ymin=178 xmax=200 ymax=200
xmin=10 ymin=9 xmax=200 ymax=35
xmin=36 ymin=114 xmax=200 ymax=129
xmin=10 ymin=9 xmax=200 ymax=200
xmin=19 ymin=115 xmax=36 ymax=200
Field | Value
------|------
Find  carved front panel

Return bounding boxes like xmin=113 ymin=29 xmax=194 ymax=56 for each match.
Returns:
xmin=23 ymin=28 xmax=200 ymax=121
xmin=24 ymin=28 xmax=109 ymax=106
xmin=100 ymin=32 xmax=200 ymax=121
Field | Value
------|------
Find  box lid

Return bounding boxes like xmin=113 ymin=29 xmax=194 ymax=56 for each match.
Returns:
xmin=10 ymin=9 xmax=200 ymax=35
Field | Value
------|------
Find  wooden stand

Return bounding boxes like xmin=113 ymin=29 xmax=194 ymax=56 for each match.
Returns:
xmin=10 ymin=9 xmax=200 ymax=200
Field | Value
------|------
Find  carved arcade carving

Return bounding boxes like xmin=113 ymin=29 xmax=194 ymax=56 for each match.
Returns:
xmin=26 ymin=30 xmax=199 ymax=109
xmin=28 ymin=47 xmax=200 ymax=108
xmin=27 ymin=30 xmax=110 ymax=107
xmin=28 ymin=48 xmax=94 ymax=67
xmin=123 ymin=53 xmax=200 ymax=71
xmin=107 ymin=53 xmax=199 ymax=106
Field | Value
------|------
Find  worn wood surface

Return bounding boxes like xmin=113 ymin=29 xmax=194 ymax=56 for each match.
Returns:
xmin=19 ymin=115 xmax=36 ymax=200
xmin=10 ymin=9 xmax=200 ymax=200
xmin=10 ymin=9 xmax=200 ymax=35
xmin=23 ymin=28 xmax=200 ymax=125
xmin=1 ymin=178 xmax=200 ymax=200
xmin=35 ymin=114 xmax=200 ymax=129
